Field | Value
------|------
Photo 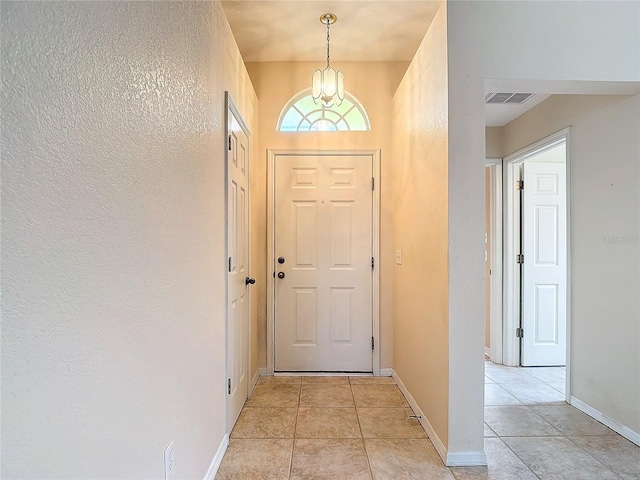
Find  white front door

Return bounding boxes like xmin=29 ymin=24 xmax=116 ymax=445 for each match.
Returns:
xmin=226 ymin=98 xmax=250 ymax=430
xmin=521 ymin=161 xmax=567 ymax=366
xmin=274 ymin=153 xmax=373 ymax=372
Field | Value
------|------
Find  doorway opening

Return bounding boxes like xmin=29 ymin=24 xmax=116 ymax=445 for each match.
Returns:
xmin=503 ymin=128 xmax=570 ymax=396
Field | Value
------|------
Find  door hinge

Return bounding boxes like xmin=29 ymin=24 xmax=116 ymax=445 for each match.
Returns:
xmin=371 ymin=177 xmax=375 ymax=190
xmin=372 ymin=336 xmax=375 ymax=350
xmin=228 ymin=135 xmax=232 ymax=151
xmin=516 ymin=327 xmax=524 ymax=338
xmin=516 ymin=254 xmax=524 ymax=264
xmin=228 ymin=378 xmax=231 ymax=394
xmin=228 ymin=257 xmax=232 ymax=272
xmin=516 ymin=180 xmax=524 ymax=190
xmin=371 ymin=257 xmax=375 ymax=270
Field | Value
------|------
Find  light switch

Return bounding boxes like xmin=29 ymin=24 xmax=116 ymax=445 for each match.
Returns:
xmin=395 ymin=249 xmax=402 ymax=265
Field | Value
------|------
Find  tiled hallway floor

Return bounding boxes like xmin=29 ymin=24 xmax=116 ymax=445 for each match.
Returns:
xmin=215 ymin=369 xmax=640 ymax=479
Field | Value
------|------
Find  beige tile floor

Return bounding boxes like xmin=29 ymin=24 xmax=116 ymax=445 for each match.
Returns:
xmin=215 ymin=365 xmax=640 ymax=479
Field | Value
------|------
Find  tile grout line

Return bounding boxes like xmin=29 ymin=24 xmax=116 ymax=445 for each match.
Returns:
xmin=518 ymin=365 xmax=567 ymax=395
xmin=483 ymin=366 xmax=552 ymax=479
xmin=564 ymin=434 xmax=627 ymax=479
xmin=494 ymin=435 xmax=543 ymax=480
xmin=499 ymin=433 xmax=627 ymax=480
xmin=484 ymin=365 xmax=625 ymax=479
xmin=496 ymin=412 xmax=621 ymax=480
xmin=287 ymin=381 xmax=302 ymax=480
xmin=485 ymin=381 xmax=525 ymax=406
xmin=350 ymin=377 xmax=375 ymax=480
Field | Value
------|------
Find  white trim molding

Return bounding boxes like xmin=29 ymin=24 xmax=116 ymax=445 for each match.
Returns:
xmin=485 ymin=158 xmax=503 ymax=365
xmin=571 ymin=396 xmax=640 ymax=447
xmin=266 ymin=149 xmax=382 ymax=375
xmin=391 ymin=370 xmax=487 ymax=467
xmin=446 ymin=451 xmax=488 ymax=467
xmin=391 ymin=370 xmax=448 ymax=463
xmin=379 ymin=368 xmax=393 ymax=377
xmin=250 ymin=369 xmax=259 ymax=393
xmin=250 ymin=367 xmax=267 ymax=395
xmin=203 ymin=434 xmax=229 ymax=480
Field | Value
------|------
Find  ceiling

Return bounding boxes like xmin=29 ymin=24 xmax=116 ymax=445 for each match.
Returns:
xmin=484 ymin=94 xmax=552 ymax=127
xmin=223 ymin=2 xmax=631 ymax=126
xmin=221 ymin=1 xmax=441 ymax=62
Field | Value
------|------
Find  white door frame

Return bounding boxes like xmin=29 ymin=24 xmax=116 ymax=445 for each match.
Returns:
xmin=225 ymin=92 xmax=252 ymax=434
xmin=485 ymin=159 xmax=503 ymax=364
xmin=503 ymin=128 xmax=572 ymax=401
xmin=266 ymin=149 xmax=381 ymax=375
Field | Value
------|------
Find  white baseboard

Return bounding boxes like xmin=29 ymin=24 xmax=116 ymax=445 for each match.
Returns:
xmin=484 ymin=347 xmax=491 ymax=358
xmin=446 ymin=450 xmax=488 ymax=467
xmin=203 ymin=434 xmax=229 ymax=480
xmin=391 ymin=370 xmax=449 ymax=465
xmin=250 ymin=368 xmax=267 ymax=395
xmin=392 ymin=369 xmax=487 ymax=467
xmin=379 ymin=368 xmax=393 ymax=377
xmin=571 ymin=396 xmax=640 ymax=446
xmin=250 ymin=369 xmax=260 ymax=394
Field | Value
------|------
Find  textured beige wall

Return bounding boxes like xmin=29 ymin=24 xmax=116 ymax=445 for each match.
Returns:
xmin=1 ymin=2 xmax=258 ymax=478
xmin=485 ymin=127 xmax=503 ymax=158
xmin=392 ymin=2 xmax=450 ymax=446
xmin=501 ymin=94 xmax=640 ymax=435
xmin=246 ymin=61 xmax=408 ymax=370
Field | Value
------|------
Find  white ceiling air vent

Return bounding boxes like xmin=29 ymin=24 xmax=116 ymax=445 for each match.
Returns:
xmin=485 ymin=92 xmax=535 ymax=105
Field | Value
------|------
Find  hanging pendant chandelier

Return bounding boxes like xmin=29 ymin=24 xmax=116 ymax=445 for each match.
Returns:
xmin=312 ymin=13 xmax=344 ymax=108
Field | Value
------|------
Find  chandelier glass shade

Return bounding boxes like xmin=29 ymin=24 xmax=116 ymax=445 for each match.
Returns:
xmin=312 ymin=13 xmax=344 ymax=108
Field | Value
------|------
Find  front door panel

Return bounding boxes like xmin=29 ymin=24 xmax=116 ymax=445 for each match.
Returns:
xmin=275 ymin=154 xmax=373 ymax=372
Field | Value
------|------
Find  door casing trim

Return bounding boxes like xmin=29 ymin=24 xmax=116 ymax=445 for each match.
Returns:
xmin=266 ymin=149 xmax=381 ymax=375
xmin=485 ymin=158 xmax=503 ymax=364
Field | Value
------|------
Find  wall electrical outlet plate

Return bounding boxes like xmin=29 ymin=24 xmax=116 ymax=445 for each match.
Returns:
xmin=164 ymin=441 xmax=175 ymax=480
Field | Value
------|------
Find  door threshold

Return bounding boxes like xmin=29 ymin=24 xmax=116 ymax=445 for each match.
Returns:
xmin=275 ymin=371 xmax=373 ymax=377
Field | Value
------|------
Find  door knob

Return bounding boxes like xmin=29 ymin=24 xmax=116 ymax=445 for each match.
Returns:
xmin=245 ymin=277 xmax=256 ymax=285
xmin=277 ymin=272 xmax=285 ymax=279
xmin=278 ymin=257 xmax=285 ymax=264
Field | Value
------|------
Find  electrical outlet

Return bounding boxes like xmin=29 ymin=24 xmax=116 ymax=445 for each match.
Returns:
xmin=164 ymin=441 xmax=175 ymax=480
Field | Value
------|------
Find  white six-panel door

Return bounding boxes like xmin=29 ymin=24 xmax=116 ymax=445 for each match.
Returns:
xmin=226 ymin=101 xmax=250 ymax=430
xmin=274 ymin=154 xmax=373 ymax=372
xmin=522 ymin=162 xmax=567 ymax=366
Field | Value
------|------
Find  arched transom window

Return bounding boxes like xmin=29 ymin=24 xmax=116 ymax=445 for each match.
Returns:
xmin=277 ymin=89 xmax=371 ymax=132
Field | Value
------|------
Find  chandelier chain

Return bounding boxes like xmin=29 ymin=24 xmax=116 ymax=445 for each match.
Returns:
xmin=326 ymin=18 xmax=331 ymax=68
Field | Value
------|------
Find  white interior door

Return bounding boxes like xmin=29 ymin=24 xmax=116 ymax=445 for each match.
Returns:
xmin=274 ymin=154 xmax=373 ymax=372
xmin=226 ymin=100 xmax=250 ymax=430
xmin=522 ymin=161 xmax=567 ymax=366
